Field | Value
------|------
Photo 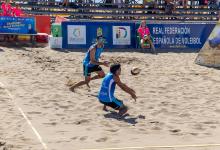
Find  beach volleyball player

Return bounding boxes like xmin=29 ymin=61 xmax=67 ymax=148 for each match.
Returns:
xmin=98 ymin=64 xmax=137 ymax=116
xmin=70 ymin=35 xmax=109 ymax=91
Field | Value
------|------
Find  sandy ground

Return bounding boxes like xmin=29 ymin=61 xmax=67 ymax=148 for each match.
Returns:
xmin=0 ymin=46 xmax=220 ymax=150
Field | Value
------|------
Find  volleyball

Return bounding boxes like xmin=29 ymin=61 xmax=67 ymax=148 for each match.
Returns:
xmin=131 ymin=67 xmax=141 ymax=75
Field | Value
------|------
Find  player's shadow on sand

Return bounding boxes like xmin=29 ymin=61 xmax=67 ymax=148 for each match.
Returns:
xmin=0 ymin=48 xmax=4 ymax=52
xmin=104 ymin=111 xmax=145 ymax=125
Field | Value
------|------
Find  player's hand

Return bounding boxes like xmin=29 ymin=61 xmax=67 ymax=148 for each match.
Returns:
xmin=130 ymin=88 xmax=136 ymax=94
xmin=131 ymin=93 xmax=137 ymax=102
xmin=103 ymin=61 xmax=110 ymax=67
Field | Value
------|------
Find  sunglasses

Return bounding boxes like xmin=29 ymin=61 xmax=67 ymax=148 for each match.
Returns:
xmin=97 ymin=38 xmax=105 ymax=43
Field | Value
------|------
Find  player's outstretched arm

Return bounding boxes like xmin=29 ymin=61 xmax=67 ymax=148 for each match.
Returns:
xmin=114 ymin=76 xmax=137 ymax=101
xmin=90 ymin=48 xmax=109 ymax=67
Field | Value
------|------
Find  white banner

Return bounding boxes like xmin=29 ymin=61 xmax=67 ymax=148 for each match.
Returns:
xmin=67 ymin=25 xmax=86 ymax=44
xmin=113 ymin=26 xmax=131 ymax=45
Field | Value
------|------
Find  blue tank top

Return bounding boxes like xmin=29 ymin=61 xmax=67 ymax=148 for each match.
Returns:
xmin=83 ymin=44 xmax=104 ymax=67
xmin=98 ymin=73 xmax=116 ymax=102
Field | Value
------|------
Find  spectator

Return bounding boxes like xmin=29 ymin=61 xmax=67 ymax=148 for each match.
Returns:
xmin=164 ymin=0 xmax=175 ymax=14
xmin=114 ymin=0 xmax=122 ymax=8
xmin=209 ymin=0 xmax=218 ymax=10
xmin=1 ymin=1 xmax=6 ymax=16
xmin=198 ymin=0 xmax=208 ymax=5
xmin=182 ymin=0 xmax=188 ymax=8
xmin=104 ymin=0 xmax=113 ymax=8
xmin=12 ymin=3 xmax=23 ymax=17
xmin=137 ymin=20 xmax=156 ymax=53
xmin=1 ymin=1 xmax=12 ymax=16
xmin=62 ymin=0 xmax=69 ymax=6
xmin=28 ymin=0 xmax=38 ymax=10
xmin=143 ymin=0 xmax=157 ymax=14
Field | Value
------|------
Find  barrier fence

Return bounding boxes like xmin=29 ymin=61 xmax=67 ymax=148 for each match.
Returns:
xmin=61 ymin=20 xmax=215 ymax=51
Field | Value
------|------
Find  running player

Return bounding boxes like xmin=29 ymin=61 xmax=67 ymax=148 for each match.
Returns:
xmin=70 ymin=35 xmax=109 ymax=92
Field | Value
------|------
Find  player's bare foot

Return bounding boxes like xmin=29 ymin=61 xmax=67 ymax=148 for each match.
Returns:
xmin=118 ymin=106 xmax=128 ymax=116
xmin=69 ymin=86 xmax=75 ymax=92
xmin=86 ymin=82 xmax=90 ymax=88
xmin=103 ymin=105 xmax=108 ymax=111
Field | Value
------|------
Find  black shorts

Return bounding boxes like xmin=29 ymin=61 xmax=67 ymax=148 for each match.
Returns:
xmin=83 ymin=65 xmax=103 ymax=77
xmin=100 ymin=99 xmax=123 ymax=110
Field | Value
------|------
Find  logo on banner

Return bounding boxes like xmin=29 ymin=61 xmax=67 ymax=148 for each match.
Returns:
xmin=113 ymin=26 xmax=131 ymax=45
xmin=97 ymin=27 xmax=103 ymax=37
xmin=116 ymin=27 xmax=127 ymax=39
xmin=68 ymin=25 xmax=86 ymax=44
xmin=73 ymin=28 xmax=81 ymax=37
xmin=92 ymin=27 xmax=108 ymax=44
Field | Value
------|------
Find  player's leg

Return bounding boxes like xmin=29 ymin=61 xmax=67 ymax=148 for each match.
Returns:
xmin=89 ymin=65 xmax=105 ymax=80
xmin=69 ymin=76 xmax=91 ymax=92
xmin=69 ymin=65 xmax=91 ymax=92
xmin=111 ymin=98 xmax=128 ymax=116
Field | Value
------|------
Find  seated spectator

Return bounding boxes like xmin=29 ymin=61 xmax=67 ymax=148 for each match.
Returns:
xmin=104 ymin=0 xmax=113 ymax=8
xmin=137 ymin=20 xmax=156 ymax=53
xmin=12 ymin=3 xmax=23 ymax=17
xmin=62 ymin=0 xmax=69 ymax=7
xmin=1 ymin=1 xmax=12 ymax=16
xmin=182 ymin=0 xmax=188 ymax=8
xmin=28 ymin=0 xmax=38 ymax=10
xmin=209 ymin=0 xmax=218 ymax=10
xmin=143 ymin=0 xmax=157 ymax=14
xmin=114 ymin=0 xmax=122 ymax=8
xmin=199 ymin=0 xmax=208 ymax=6
xmin=164 ymin=0 xmax=175 ymax=14
xmin=1 ymin=1 xmax=5 ymax=15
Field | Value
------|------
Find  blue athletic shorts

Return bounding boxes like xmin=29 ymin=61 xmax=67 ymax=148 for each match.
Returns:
xmin=83 ymin=64 xmax=102 ymax=77
xmin=99 ymin=99 xmax=123 ymax=110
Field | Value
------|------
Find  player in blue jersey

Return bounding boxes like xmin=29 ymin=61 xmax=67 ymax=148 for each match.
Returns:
xmin=98 ymin=64 xmax=137 ymax=116
xmin=70 ymin=36 xmax=109 ymax=92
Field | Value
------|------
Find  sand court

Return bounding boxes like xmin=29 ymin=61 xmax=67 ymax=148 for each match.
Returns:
xmin=1 ymin=46 xmax=220 ymax=150
xmin=0 ymin=82 xmax=42 ymax=150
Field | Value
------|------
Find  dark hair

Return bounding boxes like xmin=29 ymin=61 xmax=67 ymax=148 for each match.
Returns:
xmin=110 ymin=64 xmax=121 ymax=75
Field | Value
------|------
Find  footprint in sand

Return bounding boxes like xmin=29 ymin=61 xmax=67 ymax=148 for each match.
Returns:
xmin=169 ymin=129 xmax=182 ymax=135
xmin=193 ymin=124 xmax=206 ymax=131
xmin=86 ymin=127 xmax=92 ymax=131
xmin=27 ymin=111 xmax=42 ymax=115
xmin=215 ymin=109 xmax=220 ymax=113
xmin=138 ymin=128 xmax=148 ymax=133
xmin=71 ymin=137 xmax=78 ymax=140
xmin=170 ymin=129 xmax=181 ymax=133
xmin=159 ymin=101 xmax=169 ymax=106
xmin=96 ymin=137 xmax=108 ymax=142
xmin=190 ymin=133 xmax=198 ymax=136
xmin=75 ymin=119 xmax=90 ymax=125
xmin=43 ymin=122 xmax=57 ymax=126
xmin=147 ymin=106 xmax=154 ymax=110
xmin=210 ymin=126 xmax=217 ymax=129
xmin=179 ymin=113 xmax=191 ymax=118
xmin=0 ymin=141 xmax=6 ymax=147
xmin=203 ymin=121 xmax=219 ymax=125
xmin=79 ymin=136 xmax=88 ymax=141
xmin=82 ymin=102 xmax=93 ymax=108
xmin=106 ymin=129 xmax=119 ymax=133
xmin=152 ymin=126 xmax=162 ymax=130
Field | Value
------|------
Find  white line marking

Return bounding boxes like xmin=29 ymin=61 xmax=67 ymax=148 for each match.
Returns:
xmin=0 ymin=82 xmax=48 ymax=150
xmin=80 ymin=143 xmax=220 ymax=150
